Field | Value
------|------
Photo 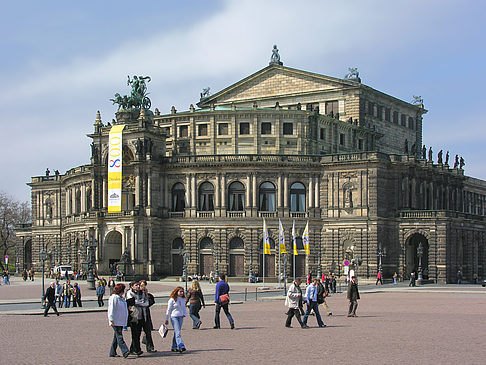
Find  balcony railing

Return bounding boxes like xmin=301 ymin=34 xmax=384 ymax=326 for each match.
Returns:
xmin=290 ymin=211 xmax=308 ymax=218
xmin=197 ymin=211 xmax=214 ymax=218
xmin=258 ymin=211 xmax=276 ymax=218
xmin=169 ymin=211 xmax=185 ymax=218
xmin=227 ymin=211 xmax=245 ymax=218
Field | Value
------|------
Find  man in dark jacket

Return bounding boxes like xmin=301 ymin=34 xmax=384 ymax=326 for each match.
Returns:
xmin=43 ymin=282 xmax=60 ymax=317
xmin=347 ymin=276 xmax=360 ymax=317
xmin=214 ymin=274 xmax=235 ymax=329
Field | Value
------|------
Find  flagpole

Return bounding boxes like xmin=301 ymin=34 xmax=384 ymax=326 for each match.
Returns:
xmin=278 ymin=236 xmax=281 ymax=287
xmin=262 ymin=242 xmax=265 ymax=286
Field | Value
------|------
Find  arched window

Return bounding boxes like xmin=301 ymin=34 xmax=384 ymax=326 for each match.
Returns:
xmin=229 ymin=237 xmax=244 ymax=250
xmin=198 ymin=182 xmax=214 ymax=211
xmin=200 ymin=237 xmax=213 ymax=249
xmin=295 ymin=237 xmax=304 ymax=250
xmin=228 ymin=181 xmax=245 ymax=211
xmin=259 ymin=182 xmax=276 ymax=211
xmin=290 ymin=182 xmax=306 ymax=212
xmin=86 ymin=188 xmax=92 ymax=211
xmin=172 ymin=238 xmax=184 ymax=250
xmin=260 ymin=237 xmax=276 ymax=249
xmin=172 ymin=183 xmax=186 ymax=212
xmin=75 ymin=190 xmax=81 ymax=215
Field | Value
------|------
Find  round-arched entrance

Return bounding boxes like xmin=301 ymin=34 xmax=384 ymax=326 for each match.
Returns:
xmin=24 ymin=239 xmax=32 ymax=269
xmin=405 ymin=233 xmax=429 ymax=279
xmin=199 ymin=237 xmax=214 ymax=276
xmin=259 ymin=238 xmax=276 ymax=277
xmin=171 ymin=238 xmax=184 ymax=276
xmin=229 ymin=237 xmax=244 ymax=277
xmin=105 ymin=231 xmax=122 ymax=273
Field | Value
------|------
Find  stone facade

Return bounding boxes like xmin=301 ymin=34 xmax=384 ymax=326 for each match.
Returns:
xmin=16 ymin=63 xmax=486 ymax=283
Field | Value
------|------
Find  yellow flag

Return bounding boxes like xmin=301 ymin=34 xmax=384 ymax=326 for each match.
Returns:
xmin=292 ymin=220 xmax=298 ymax=256
xmin=263 ymin=218 xmax=271 ymax=255
xmin=303 ymin=221 xmax=310 ymax=255
xmin=278 ymin=219 xmax=287 ymax=254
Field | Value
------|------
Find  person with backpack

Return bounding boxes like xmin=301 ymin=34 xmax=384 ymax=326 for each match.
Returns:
xmin=316 ymin=278 xmax=332 ymax=316
xmin=303 ymin=279 xmax=326 ymax=328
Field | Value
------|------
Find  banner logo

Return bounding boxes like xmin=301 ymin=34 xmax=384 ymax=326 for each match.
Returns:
xmin=108 ymin=125 xmax=125 ymax=213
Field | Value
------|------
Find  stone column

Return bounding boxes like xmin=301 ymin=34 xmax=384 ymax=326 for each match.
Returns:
xmin=192 ymin=174 xmax=197 ymax=210
xmin=221 ymin=174 xmax=227 ymax=214
xmin=314 ymin=175 xmax=319 ymax=210
xmin=246 ymin=174 xmax=251 ymax=214
xmin=309 ymin=175 xmax=314 ymax=209
xmin=148 ymin=227 xmax=154 ymax=277
xmin=284 ymin=175 xmax=289 ymax=211
xmin=103 ymin=179 xmax=107 ymax=209
xmin=277 ymin=175 xmax=282 ymax=212
xmin=147 ymin=168 xmax=152 ymax=207
xmin=252 ymin=173 xmax=257 ymax=214
xmin=215 ymin=174 xmax=220 ymax=212
xmin=164 ymin=174 xmax=169 ymax=211
xmin=185 ymin=174 xmax=191 ymax=209
xmin=135 ymin=175 xmax=140 ymax=207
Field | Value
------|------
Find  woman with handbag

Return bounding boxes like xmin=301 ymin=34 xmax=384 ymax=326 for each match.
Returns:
xmin=165 ymin=286 xmax=187 ymax=353
xmin=214 ymin=274 xmax=235 ymax=329
xmin=108 ymin=283 xmax=130 ymax=358
xmin=126 ymin=281 xmax=149 ymax=356
xmin=186 ymin=279 xmax=206 ymax=329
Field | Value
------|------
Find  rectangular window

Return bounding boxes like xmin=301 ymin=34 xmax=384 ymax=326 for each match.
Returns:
xmin=377 ymin=105 xmax=383 ymax=120
xmin=218 ymin=123 xmax=228 ymax=135
xmin=325 ymin=100 xmax=339 ymax=116
xmin=261 ymin=122 xmax=272 ymax=135
xmin=401 ymin=115 xmax=407 ymax=126
xmin=239 ymin=122 xmax=250 ymax=135
xmin=385 ymin=108 xmax=391 ymax=122
xmin=283 ymin=122 xmax=293 ymax=135
xmin=179 ymin=125 xmax=188 ymax=138
xmin=358 ymin=139 xmax=363 ymax=150
xmin=408 ymin=117 xmax=414 ymax=130
xmin=368 ymin=102 xmax=374 ymax=116
xmin=198 ymin=124 xmax=208 ymax=136
xmin=340 ymin=133 xmax=345 ymax=146
xmin=393 ymin=111 xmax=398 ymax=124
xmin=320 ymin=128 xmax=325 ymax=140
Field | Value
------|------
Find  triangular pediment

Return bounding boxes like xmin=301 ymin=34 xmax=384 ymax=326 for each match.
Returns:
xmin=199 ymin=65 xmax=357 ymax=107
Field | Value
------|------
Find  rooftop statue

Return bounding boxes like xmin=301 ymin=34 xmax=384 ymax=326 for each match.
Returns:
xmin=200 ymin=87 xmax=211 ymax=100
xmin=110 ymin=75 xmax=152 ymax=110
xmin=412 ymin=95 xmax=424 ymax=105
xmin=270 ymin=45 xmax=283 ymax=65
xmin=344 ymin=67 xmax=361 ymax=82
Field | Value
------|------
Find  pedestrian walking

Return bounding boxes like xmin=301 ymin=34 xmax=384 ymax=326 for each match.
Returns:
xmin=96 ymin=280 xmax=106 ymax=307
xmin=139 ymin=280 xmax=156 ymax=353
xmin=214 ymin=274 xmax=235 ymax=329
xmin=55 ymin=280 xmax=63 ymax=308
xmin=43 ymin=282 xmax=60 ymax=317
xmin=285 ymin=278 xmax=308 ymax=328
xmin=72 ymin=282 xmax=82 ymax=307
xmin=409 ymin=272 xmax=416 ymax=287
xmin=347 ymin=276 xmax=360 ymax=317
xmin=457 ymin=270 xmax=462 ymax=284
xmin=3 ymin=270 xmax=10 ymax=285
xmin=302 ymin=278 xmax=326 ymax=328
xmin=63 ymin=280 xmax=73 ymax=308
xmin=165 ymin=286 xmax=187 ymax=353
xmin=376 ymin=271 xmax=383 ymax=285
xmin=108 ymin=277 xmax=116 ymax=295
xmin=22 ymin=269 xmax=27 ymax=281
xmin=30 ymin=268 xmax=35 ymax=281
xmin=316 ymin=279 xmax=332 ymax=316
xmin=393 ymin=272 xmax=398 ymax=285
xmin=108 ymin=283 xmax=130 ymax=358
xmin=186 ymin=279 xmax=205 ymax=329
xmin=126 ymin=281 xmax=149 ymax=356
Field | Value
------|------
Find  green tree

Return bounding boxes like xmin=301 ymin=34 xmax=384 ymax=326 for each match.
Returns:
xmin=0 ymin=191 xmax=31 ymax=269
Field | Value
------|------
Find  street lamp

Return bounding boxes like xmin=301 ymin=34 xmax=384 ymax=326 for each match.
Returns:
xmin=40 ymin=248 xmax=47 ymax=308
xmin=377 ymin=245 xmax=387 ymax=274
xmin=180 ymin=248 xmax=188 ymax=293
xmin=417 ymin=242 xmax=424 ymax=282
xmin=85 ymin=237 xmax=97 ymax=290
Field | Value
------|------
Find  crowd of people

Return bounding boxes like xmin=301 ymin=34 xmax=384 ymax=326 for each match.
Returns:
xmin=106 ymin=273 xmax=235 ymax=358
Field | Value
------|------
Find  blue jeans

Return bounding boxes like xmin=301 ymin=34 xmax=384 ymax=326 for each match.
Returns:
xmin=303 ymin=301 xmax=325 ymax=327
xmin=64 ymin=295 xmax=71 ymax=308
xmin=189 ymin=302 xmax=202 ymax=328
xmin=110 ymin=326 xmax=129 ymax=357
xmin=170 ymin=317 xmax=185 ymax=350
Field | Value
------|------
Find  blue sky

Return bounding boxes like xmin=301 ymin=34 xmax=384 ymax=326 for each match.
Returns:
xmin=1 ymin=0 xmax=486 ymax=202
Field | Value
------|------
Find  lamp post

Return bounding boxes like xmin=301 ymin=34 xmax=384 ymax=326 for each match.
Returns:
xmin=181 ymin=249 xmax=188 ymax=293
xmin=86 ymin=237 xmax=97 ymax=290
xmin=283 ymin=253 xmax=288 ymax=295
xmin=417 ymin=242 xmax=424 ymax=282
xmin=377 ymin=245 xmax=387 ymax=275
xmin=248 ymin=245 xmax=253 ymax=283
xmin=40 ymin=248 xmax=47 ymax=308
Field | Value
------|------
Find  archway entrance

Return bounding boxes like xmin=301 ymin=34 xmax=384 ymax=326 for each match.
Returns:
xmin=24 ymin=239 xmax=32 ymax=269
xmin=105 ymin=231 xmax=122 ymax=274
xmin=171 ymin=238 xmax=184 ymax=276
xmin=405 ymin=233 xmax=429 ymax=279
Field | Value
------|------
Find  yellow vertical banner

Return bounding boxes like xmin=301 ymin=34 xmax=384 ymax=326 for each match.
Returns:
xmin=278 ymin=219 xmax=287 ymax=254
xmin=263 ymin=218 xmax=271 ymax=255
xmin=108 ymin=125 xmax=125 ymax=213
xmin=302 ymin=221 xmax=310 ymax=255
xmin=292 ymin=220 xmax=298 ymax=256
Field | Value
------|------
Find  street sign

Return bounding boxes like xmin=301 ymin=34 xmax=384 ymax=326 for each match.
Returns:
xmin=344 ymin=266 xmax=349 ymax=275
xmin=344 ymin=260 xmax=350 ymax=266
